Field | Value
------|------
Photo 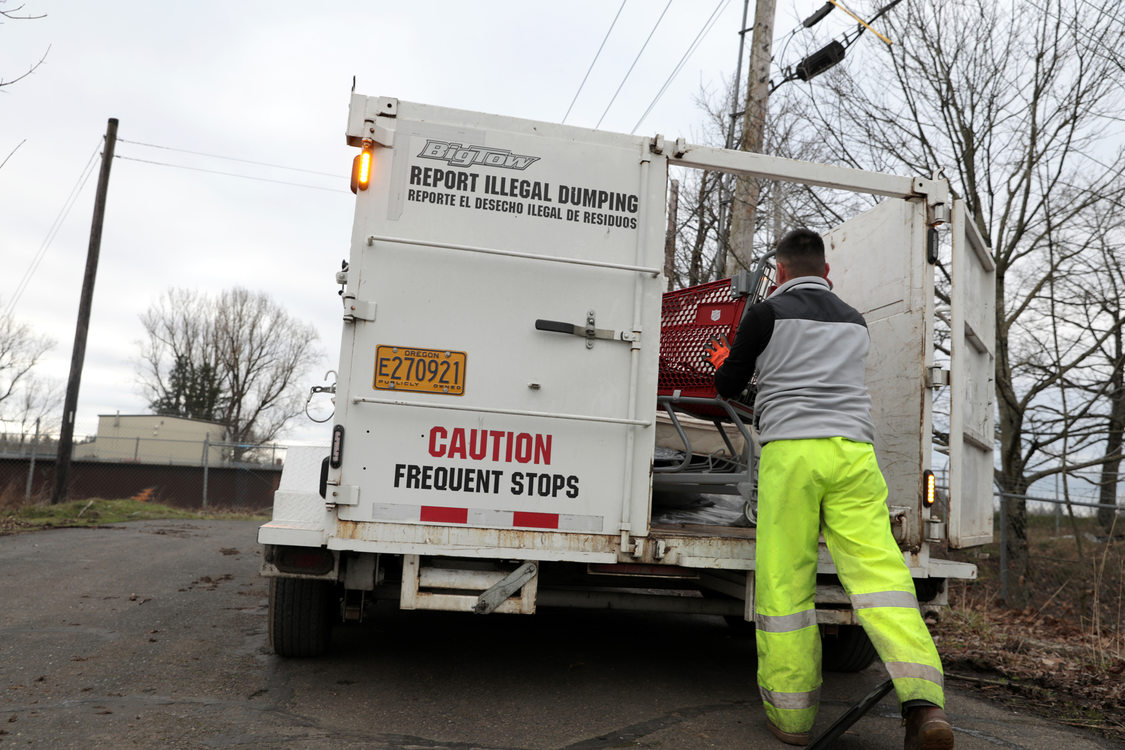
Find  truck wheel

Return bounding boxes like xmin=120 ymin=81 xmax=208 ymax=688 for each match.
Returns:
xmin=821 ymin=624 xmax=877 ymax=672
xmin=269 ymin=577 xmax=333 ymax=657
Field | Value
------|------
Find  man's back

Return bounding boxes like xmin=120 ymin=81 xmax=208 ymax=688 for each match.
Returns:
xmin=715 ymin=275 xmax=874 ymax=444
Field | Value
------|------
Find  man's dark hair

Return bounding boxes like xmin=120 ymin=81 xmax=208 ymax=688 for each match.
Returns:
xmin=775 ymin=228 xmax=825 ymax=278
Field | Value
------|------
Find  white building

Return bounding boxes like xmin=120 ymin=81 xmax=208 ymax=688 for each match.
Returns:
xmin=74 ymin=414 xmax=228 ymax=465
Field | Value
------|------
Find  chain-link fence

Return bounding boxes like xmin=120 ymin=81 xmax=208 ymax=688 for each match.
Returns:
xmin=930 ymin=464 xmax=1123 ymax=519
xmin=0 ymin=433 xmax=290 ymax=510
xmin=6 ymin=427 xmax=1122 ymax=521
xmin=928 ymin=464 xmax=1123 ymax=612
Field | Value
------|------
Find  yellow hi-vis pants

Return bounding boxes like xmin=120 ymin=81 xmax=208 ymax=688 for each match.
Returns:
xmin=755 ymin=437 xmax=945 ymax=734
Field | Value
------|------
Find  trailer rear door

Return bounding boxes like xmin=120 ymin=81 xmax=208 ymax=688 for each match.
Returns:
xmin=824 ymin=198 xmax=934 ymax=548
xmin=948 ymin=199 xmax=996 ymax=547
xmin=329 ymin=98 xmax=667 ymax=557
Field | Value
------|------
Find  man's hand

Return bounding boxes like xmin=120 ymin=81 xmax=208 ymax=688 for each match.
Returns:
xmin=704 ymin=333 xmax=731 ymax=369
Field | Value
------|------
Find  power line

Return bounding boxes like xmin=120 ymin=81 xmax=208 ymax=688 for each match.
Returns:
xmin=113 ymin=154 xmax=348 ymax=193
xmin=1022 ymin=0 xmax=1125 ymax=32
xmin=116 ymin=138 xmax=340 ymax=178
xmin=596 ymin=0 xmax=674 ymax=129
xmin=1069 ymin=0 xmax=1125 ymax=24
xmin=631 ymin=0 xmax=730 ymax=134
xmin=1020 ymin=0 xmax=1125 ymax=73
xmin=631 ymin=0 xmax=729 ymax=134
xmin=5 ymin=136 xmax=348 ymax=320
xmin=0 ymin=139 xmax=26 ymax=171
xmin=5 ymin=143 xmax=100 ymax=318
xmin=1071 ymin=147 xmax=1125 ymax=174
xmin=563 ymin=0 xmax=628 ymax=124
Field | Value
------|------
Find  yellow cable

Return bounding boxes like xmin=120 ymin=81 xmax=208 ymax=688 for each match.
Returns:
xmin=829 ymin=0 xmax=893 ymax=45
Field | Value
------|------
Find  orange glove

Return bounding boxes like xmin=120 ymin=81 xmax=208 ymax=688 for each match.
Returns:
xmin=704 ymin=333 xmax=731 ymax=369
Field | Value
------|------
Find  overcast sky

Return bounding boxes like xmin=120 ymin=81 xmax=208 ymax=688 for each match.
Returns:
xmin=1 ymin=0 xmax=841 ymax=445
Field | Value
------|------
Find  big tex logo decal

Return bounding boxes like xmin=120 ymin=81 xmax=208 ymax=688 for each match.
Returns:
xmin=418 ymin=139 xmax=540 ymax=170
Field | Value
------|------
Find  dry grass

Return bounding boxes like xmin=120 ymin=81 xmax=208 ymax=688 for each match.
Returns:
xmin=0 ymin=495 xmax=269 ymax=534
xmin=0 ymin=478 xmax=35 ymax=510
xmin=936 ymin=513 xmax=1125 ymax=739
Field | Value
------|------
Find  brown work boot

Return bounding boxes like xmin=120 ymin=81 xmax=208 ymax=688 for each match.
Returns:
xmin=904 ymin=705 xmax=954 ymax=750
xmin=766 ymin=717 xmax=810 ymax=746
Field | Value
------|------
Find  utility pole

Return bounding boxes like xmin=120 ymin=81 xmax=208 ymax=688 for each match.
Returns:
xmin=664 ymin=179 xmax=679 ymax=290
xmin=52 ymin=118 xmax=117 ymax=504
xmin=25 ymin=417 xmax=40 ymax=502
xmin=726 ymin=0 xmax=776 ymax=276
xmin=714 ymin=0 xmax=751 ymax=279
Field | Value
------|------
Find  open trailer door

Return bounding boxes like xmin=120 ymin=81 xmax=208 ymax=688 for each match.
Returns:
xmin=823 ymin=197 xmax=934 ymax=549
xmin=947 ymin=199 xmax=996 ymax=548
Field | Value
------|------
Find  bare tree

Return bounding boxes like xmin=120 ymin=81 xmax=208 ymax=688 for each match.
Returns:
xmin=1 ymin=373 xmax=61 ymax=439
xmin=2 ymin=2 xmax=49 ymax=174
xmin=669 ymin=82 xmax=863 ymax=291
xmin=212 ymin=288 xmax=322 ymax=449
xmin=139 ymin=289 xmax=222 ymax=421
xmin=1057 ymin=206 xmax=1125 ymax=533
xmin=766 ymin=0 xmax=1125 ymax=606
xmin=0 ymin=2 xmax=48 ymax=90
xmin=1094 ymin=271 xmax=1125 ymax=532
xmin=670 ymin=167 xmax=721 ymax=289
xmin=667 ymin=85 xmax=730 ymax=289
xmin=138 ymin=288 xmax=322 ymax=456
xmin=0 ymin=306 xmax=54 ymax=422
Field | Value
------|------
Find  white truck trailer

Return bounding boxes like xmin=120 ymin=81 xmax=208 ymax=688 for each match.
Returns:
xmin=258 ymin=93 xmax=996 ymax=664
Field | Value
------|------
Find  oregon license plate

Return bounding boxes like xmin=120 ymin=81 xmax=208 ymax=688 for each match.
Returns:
xmin=374 ymin=346 xmax=466 ymax=395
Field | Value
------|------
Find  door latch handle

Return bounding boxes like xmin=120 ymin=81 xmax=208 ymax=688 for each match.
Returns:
xmin=535 ymin=310 xmax=636 ymax=349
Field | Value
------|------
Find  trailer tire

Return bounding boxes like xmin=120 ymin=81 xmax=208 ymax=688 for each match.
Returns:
xmin=269 ymin=577 xmax=333 ymax=657
xmin=821 ymin=624 xmax=877 ymax=672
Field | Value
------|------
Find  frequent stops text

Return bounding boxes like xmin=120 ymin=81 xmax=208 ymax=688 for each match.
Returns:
xmin=392 ymin=426 xmax=580 ymax=499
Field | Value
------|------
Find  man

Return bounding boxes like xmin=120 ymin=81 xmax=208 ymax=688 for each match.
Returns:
xmin=707 ymin=228 xmax=954 ymax=749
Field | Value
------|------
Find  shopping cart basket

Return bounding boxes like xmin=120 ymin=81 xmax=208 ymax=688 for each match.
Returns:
xmin=653 ymin=254 xmax=775 ymax=514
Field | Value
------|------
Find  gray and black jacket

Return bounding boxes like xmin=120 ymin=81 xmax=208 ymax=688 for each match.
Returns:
xmin=714 ymin=276 xmax=875 ymax=445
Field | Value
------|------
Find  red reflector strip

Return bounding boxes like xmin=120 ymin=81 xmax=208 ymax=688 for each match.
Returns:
xmin=370 ymin=504 xmax=599 ymax=531
xmin=512 ymin=511 xmax=559 ymax=529
xmin=420 ymin=506 xmax=468 ymax=524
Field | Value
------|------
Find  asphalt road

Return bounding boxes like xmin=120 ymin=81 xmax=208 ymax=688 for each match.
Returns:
xmin=0 ymin=520 xmax=1118 ymax=749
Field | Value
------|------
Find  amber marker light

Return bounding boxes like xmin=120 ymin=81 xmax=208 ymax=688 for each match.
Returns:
xmin=350 ymin=141 xmax=374 ymax=193
xmin=922 ymin=470 xmax=936 ymax=508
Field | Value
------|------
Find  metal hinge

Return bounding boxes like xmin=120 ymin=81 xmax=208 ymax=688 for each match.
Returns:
xmin=361 ymin=98 xmax=398 ymax=147
xmin=925 ymin=367 xmax=950 ymax=388
xmin=928 ymin=202 xmax=951 ymax=227
xmin=327 ymin=484 xmax=359 ymax=506
xmin=342 ymin=295 xmax=377 ymax=322
xmin=888 ymin=505 xmax=911 ymax=544
xmin=648 ymin=135 xmax=686 ymax=158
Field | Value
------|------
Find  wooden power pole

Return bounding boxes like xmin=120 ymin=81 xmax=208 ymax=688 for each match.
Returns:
xmin=726 ymin=0 xmax=776 ymax=276
xmin=52 ymin=118 xmax=118 ymax=504
xmin=664 ymin=178 xmax=679 ymax=290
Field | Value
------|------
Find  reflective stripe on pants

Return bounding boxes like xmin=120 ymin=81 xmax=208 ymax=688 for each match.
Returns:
xmin=755 ymin=437 xmax=945 ymax=734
